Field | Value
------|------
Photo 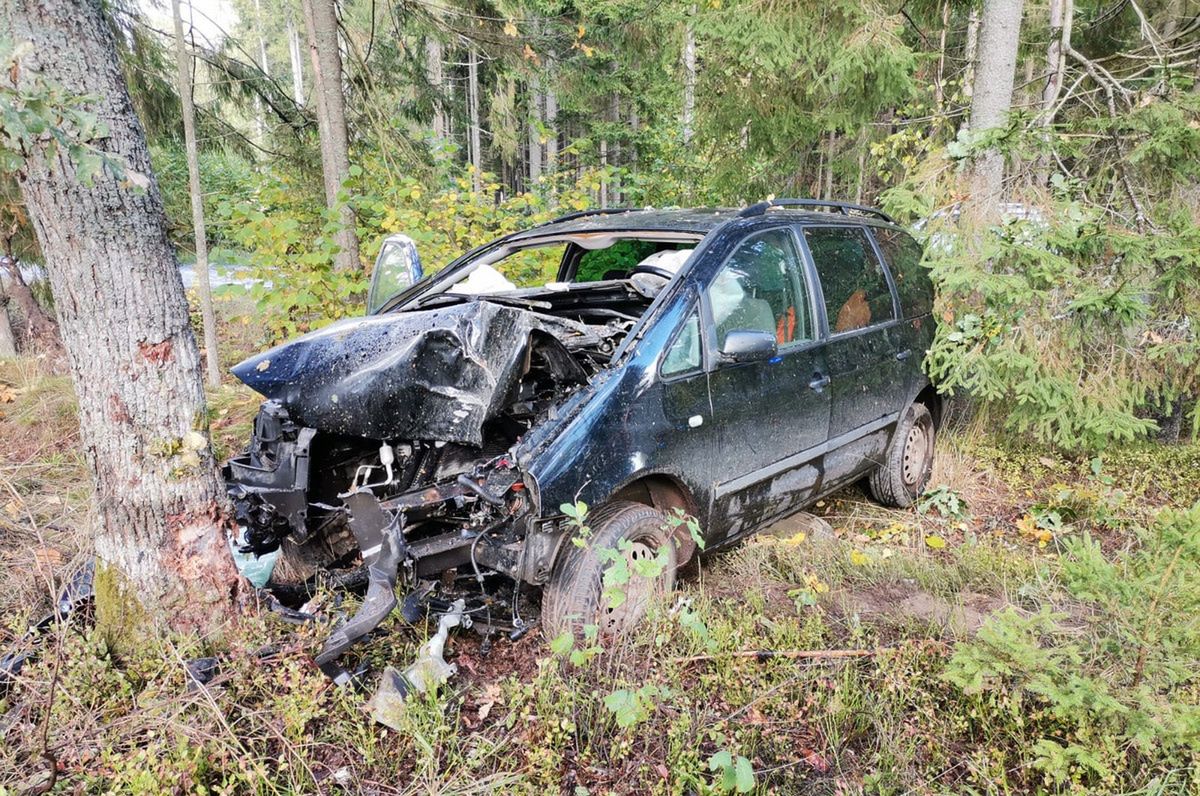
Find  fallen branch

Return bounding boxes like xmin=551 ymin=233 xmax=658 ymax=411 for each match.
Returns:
xmin=673 ymin=648 xmax=888 ymax=665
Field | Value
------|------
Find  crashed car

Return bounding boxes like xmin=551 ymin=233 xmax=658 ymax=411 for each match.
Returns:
xmin=224 ymin=199 xmax=939 ymax=680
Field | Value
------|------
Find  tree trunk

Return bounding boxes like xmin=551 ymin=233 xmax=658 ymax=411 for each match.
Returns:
xmin=301 ymin=0 xmax=359 ymax=272
xmin=6 ymin=0 xmax=240 ymax=639
xmin=967 ymin=0 xmax=1025 ymax=214
xmin=0 ymin=258 xmax=59 ymax=350
xmin=545 ymin=67 xmax=558 ymax=173
xmin=682 ymin=6 xmax=697 ymax=146
xmin=172 ymin=0 xmax=221 ymax=388
xmin=1041 ymin=0 xmax=1073 ymax=120
xmin=963 ymin=7 xmax=980 ymax=100
xmin=288 ymin=16 xmax=305 ymax=105
xmin=468 ymin=46 xmax=482 ymax=192
xmin=528 ymin=74 xmax=542 ymax=186
xmin=0 ymin=293 xmax=16 ymax=358
xmin=425 ymin=36 xmax=446 ymax=140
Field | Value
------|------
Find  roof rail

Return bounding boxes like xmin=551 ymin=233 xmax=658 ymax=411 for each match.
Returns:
xmin=537 ymin=207 xmax=636 ymax=227
xmin=738 ymin=198 xmax=894 ymax=224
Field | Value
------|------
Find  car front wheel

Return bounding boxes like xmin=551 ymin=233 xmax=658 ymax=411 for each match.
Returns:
xmin=868 ymin=402 xmax=935 ymax=508
xmin=541 ymin=501 xmax=677 ymax=640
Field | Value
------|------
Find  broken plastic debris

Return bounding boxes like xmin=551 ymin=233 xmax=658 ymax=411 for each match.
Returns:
xmin=227 ymin=527 xmax=278 ymax=589
xmin=369 ymin=599 xmax=467 ymax=731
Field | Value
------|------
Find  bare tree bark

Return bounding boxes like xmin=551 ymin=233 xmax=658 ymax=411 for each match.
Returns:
xmin=5 ymin=0 xmax=240 ymax=638
xmin=288 ymin=16 xmax=305 ymax=105
xmin=301 ymin=0 xmax=360 ymax=272
xmin=682 ymin=5 xmax=697 ymax=146
xmin=967 ymin=0 xmax=1026 ymax=213
xmin=468 ymin=46 xmax=482 ymax=192
xmin=172 ymin=0 xmax=221 ymax=388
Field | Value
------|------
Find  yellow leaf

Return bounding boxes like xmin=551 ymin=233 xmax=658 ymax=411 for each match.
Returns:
xmin=576 ymin=24 xmax=586 ymax=38
xmin=503 ymin=20 xmax=518 ymax=37
xmin=850 ymin=549 xmax=868 ymax=565
xmin=783 ymin=531 xmax=806 ymax=546
xmin=924 ymin=535 xmax=946 ymax=550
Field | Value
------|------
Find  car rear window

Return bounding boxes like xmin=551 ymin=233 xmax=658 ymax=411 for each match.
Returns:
xmin=802 ymin=226 xmax=896 ymax=334
xmin=872 ymin=228 xmax=932 ymax=318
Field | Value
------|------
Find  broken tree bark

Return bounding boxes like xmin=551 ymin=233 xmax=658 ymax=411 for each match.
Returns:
xmin=172 ymin=0 xmax=221 ymax=388
xmin=5 ymin=0 xmax=240 ymax=639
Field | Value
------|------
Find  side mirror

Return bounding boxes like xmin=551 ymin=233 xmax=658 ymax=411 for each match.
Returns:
xmin=720 ymin=329 xmax=777 ymax=363
xmin=367 ymin=234 xmax=425 ymax=314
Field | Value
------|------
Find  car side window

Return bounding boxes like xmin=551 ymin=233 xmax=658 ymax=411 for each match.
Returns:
xmin=705 ymin=229 xmax=811 ymax=351
xmin=803 ymin=226 xmax=896 ymax=334
xmin=872 ymin=228 xmax=932 ymax=318
xmin=662 ymin=309 xmax=702 ymax=377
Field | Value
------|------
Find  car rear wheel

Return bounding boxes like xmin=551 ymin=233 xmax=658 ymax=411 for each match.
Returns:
xmin=868 ymin=402 xmax=935 ymax=508
xmin=541 ymin=501 xmax=677 ymax=640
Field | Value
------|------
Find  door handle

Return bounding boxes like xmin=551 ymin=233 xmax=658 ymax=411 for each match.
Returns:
xmin=895 ymin=349 xmax=912 ymax=361
xmin=809 ymin=373 xmax=830 ymax=392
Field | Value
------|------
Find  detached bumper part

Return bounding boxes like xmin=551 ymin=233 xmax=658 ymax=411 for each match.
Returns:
xmin=369 ymin=599 xmax=467 ymax=731
xmin=313 ymin=491 xmax=406 ymax=686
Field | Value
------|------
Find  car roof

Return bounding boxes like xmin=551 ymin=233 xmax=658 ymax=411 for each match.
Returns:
xmin=508 ymin=208 xmax=741 ymax=240
xmin=505 ymin=205 xmax=903 ymax=243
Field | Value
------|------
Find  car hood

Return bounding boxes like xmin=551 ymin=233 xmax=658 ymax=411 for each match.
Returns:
xmin=231 ymin=301 xmax=590 ymax=446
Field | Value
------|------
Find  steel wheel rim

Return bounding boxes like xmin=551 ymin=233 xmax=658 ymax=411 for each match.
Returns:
xmin=902 ymin=422 xmax=929 ymax=486
xmin=599 ymin=539 xmax=658 ymax=632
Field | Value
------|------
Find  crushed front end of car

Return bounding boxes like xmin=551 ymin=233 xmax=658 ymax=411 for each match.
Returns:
xmin=224 ymin=300 xmax=627 ymax=682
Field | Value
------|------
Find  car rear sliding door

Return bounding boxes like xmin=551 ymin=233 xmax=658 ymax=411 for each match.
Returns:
xmin=798 ymin=225 xmax=905 ymax=486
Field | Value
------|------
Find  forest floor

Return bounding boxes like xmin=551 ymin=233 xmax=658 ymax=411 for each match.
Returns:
xmin=1 ymin=317 xmax=1198 ymax=794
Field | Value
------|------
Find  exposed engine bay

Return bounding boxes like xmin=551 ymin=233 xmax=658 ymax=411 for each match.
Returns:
xmin=224 ymin=281 xmax=652 ymax=682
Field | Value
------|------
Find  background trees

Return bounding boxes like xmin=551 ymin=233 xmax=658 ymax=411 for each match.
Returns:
xmin=4 ymin=0 xmax=1200 ymax=448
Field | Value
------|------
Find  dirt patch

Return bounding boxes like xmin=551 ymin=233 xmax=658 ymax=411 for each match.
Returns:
xmin=825 ymin=580 xmax=1006 ymax=637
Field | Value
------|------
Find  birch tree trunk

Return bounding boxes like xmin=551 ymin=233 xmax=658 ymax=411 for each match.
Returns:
xmin=967 ymin=0 xmax=1026 ymax=213
xmin=288 ymin=16 xmax=305 ymax=105
xmin=5 ymin=0 xmax=240 ymax=638
xmin=301 ymin=0 xmax=360 ymax=272
xmin=172 ymin=0 xmax=221 ymax=388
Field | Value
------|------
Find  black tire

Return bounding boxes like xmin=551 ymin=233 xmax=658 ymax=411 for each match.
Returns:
xmin=541 ymin=501 xmax=677 ymax=639
xmin=869 ymin=402 xmax=935 ymax=508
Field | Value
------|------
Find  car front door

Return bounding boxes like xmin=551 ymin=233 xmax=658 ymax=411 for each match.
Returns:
xmin=799 ymin=224 xmax=905 ymax=486
xmin=703 ymin=227 xmax=831 ymax=543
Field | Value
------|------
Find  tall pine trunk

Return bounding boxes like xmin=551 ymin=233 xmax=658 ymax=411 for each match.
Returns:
xmin=172 ymin=0 xmax=221 ymax=387
xmin=967 ymin=0 xmax=1025 ymax=213
xmin=425 ymin=36 xmax=446 ymax=140
xmin=301 ymin=0 xmax=360 ymax=272
xmin=6 ymin=0 xmax=240 ymax=639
